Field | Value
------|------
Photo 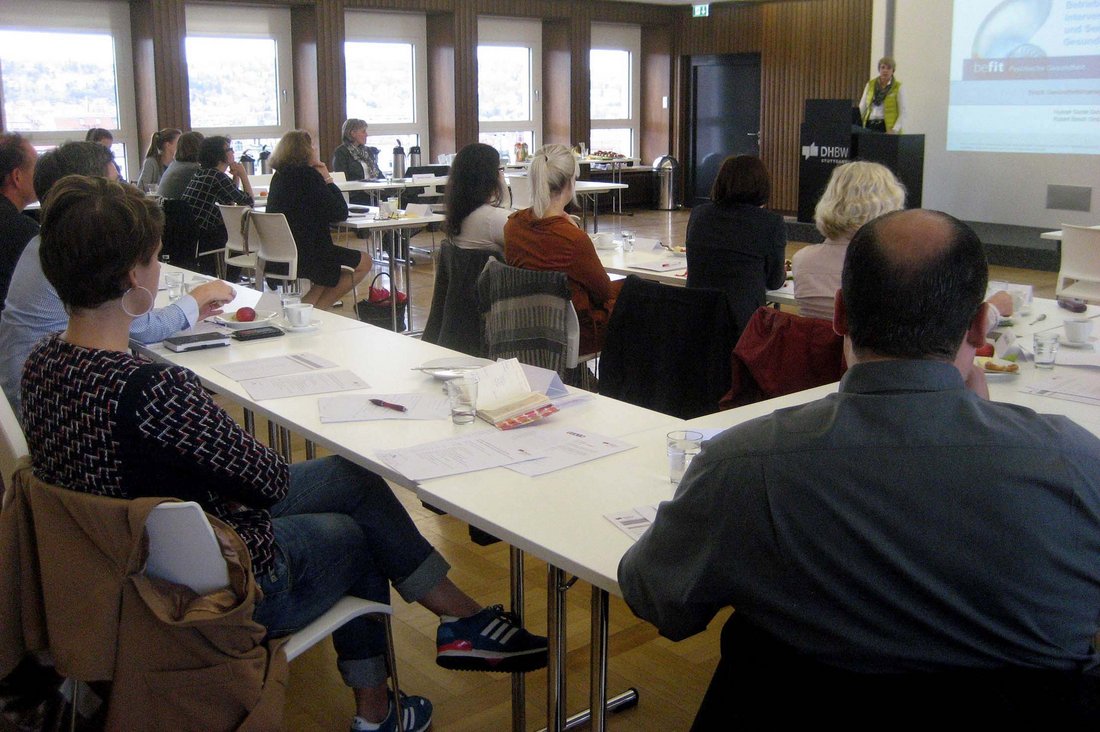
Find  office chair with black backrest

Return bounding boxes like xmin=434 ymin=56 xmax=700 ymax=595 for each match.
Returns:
xmin=160 ymin=198 xmax=201 ymax=272
xmin=600 ymin=275 xmax=738 ymax=419
xmin=423 ymin=240 xmax=503 ymax=356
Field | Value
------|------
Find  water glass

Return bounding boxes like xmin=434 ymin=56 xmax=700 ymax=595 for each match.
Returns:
xmin=164 ymin=272 xmax=184 ymax=302
xmin=621 ymin=230 xmax=636 ymax=253
xmin=666 ymin=430 xmax=704 ymax=484
xmin=445 ymin=376 xmax=478 ymax=425
xmin=281 ymin=294 xmax=302 ymax=322
xmin=1033 ymin=332 xmax=1059 ymax=368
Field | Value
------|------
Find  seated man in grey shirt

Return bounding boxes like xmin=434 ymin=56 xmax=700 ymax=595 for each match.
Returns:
xmin=0 ymin=141 xmax=233 ymax=419
xmin=619 ymin=209 xmax=1100 ymax=725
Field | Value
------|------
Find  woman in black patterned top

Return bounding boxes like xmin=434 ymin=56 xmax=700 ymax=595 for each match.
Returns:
xmin=23 ymin=176 xmax=547 ymax=732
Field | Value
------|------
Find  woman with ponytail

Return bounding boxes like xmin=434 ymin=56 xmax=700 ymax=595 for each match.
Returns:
xmin=503 ymin=144 xmax=621 ymax=355
xmin=137 ymin=128 xmax=181 ymax=190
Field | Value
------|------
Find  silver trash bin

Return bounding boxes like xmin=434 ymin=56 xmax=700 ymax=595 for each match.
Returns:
xmin=654 ymin=155 xmax=679 ymax=210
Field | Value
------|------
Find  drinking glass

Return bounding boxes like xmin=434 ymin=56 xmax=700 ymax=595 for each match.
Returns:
xmin=445 ymin=376 xmax=478 ymax=425
xmin=666 ymin=430 xmax=704 ymax=484
xmin=1033 ymin=332 xmax=1059 ymax=368
xmin=164 ymin=272 xmax=184 ymax=302
xmin=621 ymin=230 xmax=636 ymax=253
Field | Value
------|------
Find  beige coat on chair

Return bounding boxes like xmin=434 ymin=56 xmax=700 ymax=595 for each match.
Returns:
xmin=0 ymin=459 xmax=288 ymax=731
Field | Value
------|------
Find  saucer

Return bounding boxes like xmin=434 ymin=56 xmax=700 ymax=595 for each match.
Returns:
xmin=284 ymin=319 xmax=321 ymax=333
xmin=1059 ymin=335 xmax=1094 ymax=348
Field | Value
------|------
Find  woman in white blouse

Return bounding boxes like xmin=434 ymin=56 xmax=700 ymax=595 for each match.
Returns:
xmin=792 ymin=161 xmax=905 ymax=320
xmin=442 ymin=142 xmax=510 ymax=253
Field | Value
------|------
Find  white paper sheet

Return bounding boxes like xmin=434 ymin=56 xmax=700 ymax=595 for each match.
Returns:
xmin=474 ymin=359 xmax=532 ymax=410
xmin=376 ymin=428 xmax=569 ymax=481
xmin=318 ymin=393 xmax=450 ymax=422
xmin=606 ymin=504 xmax=660 ymax=541
xmin=241 ymin=370 xmax=368 ymax=400
xmin=1020 ymin=370 xmax=1100 ymax=406
xmin=214 ymin=353 xmax=337 ymax=381
xmin=507 ymin=430 xmax=634 ymax=476
xmin=630 ymin=259 xmax=687 ymax=272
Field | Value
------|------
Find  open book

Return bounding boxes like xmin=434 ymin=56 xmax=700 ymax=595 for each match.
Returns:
xmin=473 ymin=359 xmax=559 ymax=429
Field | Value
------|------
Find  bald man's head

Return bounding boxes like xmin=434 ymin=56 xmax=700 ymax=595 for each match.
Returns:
xmin=841 ymin=209 xmax=988 ymax=360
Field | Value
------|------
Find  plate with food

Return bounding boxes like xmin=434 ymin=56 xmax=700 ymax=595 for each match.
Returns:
xmin=974 ymin=356 xmax=1019 ymax=376
xmin=211 ymin=307 xmax=279 ymax=330
xmin=413 ymin=356 xmax=494 ymax=380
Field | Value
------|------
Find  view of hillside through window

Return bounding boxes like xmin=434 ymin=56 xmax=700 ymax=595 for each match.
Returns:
xmin=346 ymin=41 xmax=416 ymax=123
xmin=0 ymin=30 xmax=119 ymax=131
xmin=186 ymin=36 xmax=279 ymax=128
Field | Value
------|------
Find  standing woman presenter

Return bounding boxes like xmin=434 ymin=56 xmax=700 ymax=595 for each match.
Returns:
xmin=859 ymin=57 xmax=905 ymax=133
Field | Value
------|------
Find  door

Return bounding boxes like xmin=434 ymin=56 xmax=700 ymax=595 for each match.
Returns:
xmin=687 ymin=53 xmax=762 ymax=206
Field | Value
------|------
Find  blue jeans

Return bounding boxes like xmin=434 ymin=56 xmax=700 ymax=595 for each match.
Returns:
xmin=251 ymin=456 xmax=451 ymax=687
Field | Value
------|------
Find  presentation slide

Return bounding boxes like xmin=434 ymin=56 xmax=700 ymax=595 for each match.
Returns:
xmin=948 ymin=0 xmax=1100 ymax=154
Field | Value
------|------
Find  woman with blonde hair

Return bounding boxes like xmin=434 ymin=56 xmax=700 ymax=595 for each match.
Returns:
xmin=137 ymin=127 xmax=181 ymax=189
xmin=266 ymin=129 xmax=370 ymax=310
xmin=792 ymin=161 xmax=905 ymax=319
xmin=332 ymin=118 xmax=381 ymax=205
xmin=503 ymin=143 xmax=621 ymax=354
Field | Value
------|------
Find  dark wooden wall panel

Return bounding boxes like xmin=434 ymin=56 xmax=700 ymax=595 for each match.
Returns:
xmin=451 ymin=5 xmax=479 ymax=148
xmin=641 ymin=24 xmax=671 ymax=164
xmin=426 ymin=12 xmax=457 ymax=157
xmin=543 ymin=21 xmax=571 ymax=147
xmin=130 ymin=0 xmax=189 ymax=146
xmin=568 ymin=7 xmax=592 ymax=150
xmin=291 ymin=0 xmax=347 ymax=159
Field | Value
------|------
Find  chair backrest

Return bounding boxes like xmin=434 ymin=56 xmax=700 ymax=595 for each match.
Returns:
xmin=330 ymin=170 xmax=347 ymax=183
xmin=0 ymin=393 xmax=29 ymax=503
xmin=600 ymin=275 xmax=738 ymax=419
xmin=404 ymin=164 xmax=449 ymax=178
xmin=160 ymin=198 xmax=200 ymax=270
xmin=216 ymin=203 xmax=250 ymax=255
xmin=423 ymin=240 xmax=503 ymax=356
xmin=507 ymin=176 xmax=532 ymax=210
xmin=249 ymin=211 xmax=298 ymax=281
xmin=1058 ymin=225 xmax=1100 ymax=284
xmin=719 ymin=306 xmax=846 ymax=410
xmin=144 ymin=502 xmax=231 ymax=595
xmin=249 ymin=173 xmax=273 ymax=188
xmin=476 ymin=258 xmax=573 ymax=375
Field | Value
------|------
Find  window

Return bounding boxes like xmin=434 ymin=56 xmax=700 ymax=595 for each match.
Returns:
xmin=478 ymin=18 xmax=542 ymax=163
xmin=589 ymin=24 xmax=641 ymax=158
xmin=0 ymin=0 xmax=138 ymax=177
xmin=345 ymin=12 xmax=428 ymax=172
xmin=185 ymin=5 xmax=293 ymax=144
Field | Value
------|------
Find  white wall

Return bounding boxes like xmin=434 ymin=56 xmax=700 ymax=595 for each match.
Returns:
xmin=878 ymin=0 xmax=1100 ymax=228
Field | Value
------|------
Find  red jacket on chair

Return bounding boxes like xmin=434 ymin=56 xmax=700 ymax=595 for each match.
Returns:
xmin=719 ymin=306 xmax=847 ymax=410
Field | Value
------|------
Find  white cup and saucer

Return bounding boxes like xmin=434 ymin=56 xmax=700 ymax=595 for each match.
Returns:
xmin=591 ymin=232 xmax=617 ymax=251
xmin=1061 ymin=318 xmax=1095 ymax=348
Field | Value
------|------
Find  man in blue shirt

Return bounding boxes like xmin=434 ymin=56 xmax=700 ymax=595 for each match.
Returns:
xmin=619 ymin=209 xmax=1100 ymax=724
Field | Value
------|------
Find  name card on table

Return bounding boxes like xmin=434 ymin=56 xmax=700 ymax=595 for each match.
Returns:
xmin=411 ymin=173 xmax=437 ymax=182
xmin=405 ymin=203 xmax=433 ymax=217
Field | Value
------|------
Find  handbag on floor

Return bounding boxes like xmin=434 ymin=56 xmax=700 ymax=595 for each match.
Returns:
xmin=356 ymin=273 xmax=408 ymax=331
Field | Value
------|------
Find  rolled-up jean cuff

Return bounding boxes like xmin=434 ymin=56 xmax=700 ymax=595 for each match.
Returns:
xmin=339 ymin=655 xmax=389 ymax=688
xmin=394 ymin=550 xmax=451 ymax=603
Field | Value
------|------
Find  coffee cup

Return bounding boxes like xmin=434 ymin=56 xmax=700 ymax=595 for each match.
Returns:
xmin=1064 ymin=318 xmax=1094 ymax=344
xmin=592 ymin=232 xmax=614 ymax=249
xmin=285 ymin=303 xmax=314 ymax=328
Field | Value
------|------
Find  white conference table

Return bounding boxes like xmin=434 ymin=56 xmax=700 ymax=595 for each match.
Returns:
xmin=595 ymin=243 xmax=797 ymax=306
xmin=1040 ymin=224 xmax=1100 ymax=241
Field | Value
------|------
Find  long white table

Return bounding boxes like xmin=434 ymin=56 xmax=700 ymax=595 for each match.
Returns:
xmin=595 ymin=243 xmax=796 ymax=306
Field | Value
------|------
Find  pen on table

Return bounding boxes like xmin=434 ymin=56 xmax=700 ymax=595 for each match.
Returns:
xmin=370 ymin=398 xmax=408 ymax=413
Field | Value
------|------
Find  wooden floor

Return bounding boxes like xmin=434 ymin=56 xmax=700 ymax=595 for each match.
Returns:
xmin=252 ymin=208 xmax=1057 ymax=730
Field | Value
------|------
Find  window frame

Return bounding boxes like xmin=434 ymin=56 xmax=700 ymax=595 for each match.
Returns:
xmin=0 ymin=0 xmax=138 ymax=178
xmin=184 ymin=4 xmax=295 ymax=145
xmin=344 ymin=11 xmax=429 ymax=169
xmin=477 ymin=17 xmax=543 ymax=154
xmin=589 ymin=23 xmax=641 ymax=159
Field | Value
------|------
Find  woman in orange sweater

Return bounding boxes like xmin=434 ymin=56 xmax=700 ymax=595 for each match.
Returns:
xmin=503 ymin=144 xmax=621 ymax=354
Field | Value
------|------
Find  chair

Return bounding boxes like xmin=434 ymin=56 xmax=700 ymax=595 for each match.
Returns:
xmin=215 ymin=203 xmax=259 ymax=282
xmin=507 ymin=176 xmax=532 ymax=210
xmin=692 ymin=612 xmax=1100 ymax=729
xmin=249 ymin=212 xmax=301 ymax=294
xmin=719 ymin=306 xmax=847 ymax=409
xmin=144 ymin=502 xmax=404 ymax=724
xmin=160 ymin=198 xmax=201 ymax=272
xmin=0 ymin=392 xmax=28 ymax=507
xmin=476 ymin=259 xmax=583 ymax=377
xmin=599 ymin=275 xmax=738 ymax=419
xmin=1055 ymin=224 xmax=1100 ymax=303
xmin=423 ymin=240 xmax=503 ymax=356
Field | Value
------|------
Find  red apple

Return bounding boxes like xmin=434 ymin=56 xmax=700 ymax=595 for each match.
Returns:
xmin=975 ymin=343 xmax=995 ymax=358
xmin=235 ymin=306 xmax=256 ymax=323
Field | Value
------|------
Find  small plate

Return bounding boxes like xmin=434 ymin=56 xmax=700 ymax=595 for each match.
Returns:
xmin=1059 ymin=335 xmax=1095 ymax=349
xmin=284 ymin=319 xmax=321 ymax=333
xmin=211 ymin=309 xmax=278 ymax=330
xmin=974 ymin=356 xmax=1020 ymax=376
xmin=414 ymin=356 xmax=493 ymax=380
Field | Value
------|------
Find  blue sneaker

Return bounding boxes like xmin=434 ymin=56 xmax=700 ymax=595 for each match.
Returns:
xmin=436 ymin=604 xmax=548 ymax=672
xmin=351 ymin=692 xmax=432 ymax=732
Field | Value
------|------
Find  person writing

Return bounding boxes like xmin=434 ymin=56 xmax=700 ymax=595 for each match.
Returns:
xmin=22 ymin=175 xmax=548 ymax=732
xmin=859 ymin=56 xmax=904 ymax=133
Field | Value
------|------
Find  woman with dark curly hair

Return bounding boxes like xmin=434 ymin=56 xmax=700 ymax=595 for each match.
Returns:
xmin=443 ymin=142 xmax=509 ymax=254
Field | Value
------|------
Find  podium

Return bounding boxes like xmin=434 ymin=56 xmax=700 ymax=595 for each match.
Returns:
xmin=797 ymin=99 xmax=924 ymax=222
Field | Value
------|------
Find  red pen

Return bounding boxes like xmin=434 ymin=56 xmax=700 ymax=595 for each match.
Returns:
xmin=370 ymin=398 xmax=408 ymax=413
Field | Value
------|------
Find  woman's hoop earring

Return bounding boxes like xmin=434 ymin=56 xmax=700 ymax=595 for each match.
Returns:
xmin=121 ymin=285 xmax=155 ymax=318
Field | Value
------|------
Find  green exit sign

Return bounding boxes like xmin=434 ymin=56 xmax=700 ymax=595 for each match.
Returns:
xmin=693 ymin=4 xmax=710 ymax=18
